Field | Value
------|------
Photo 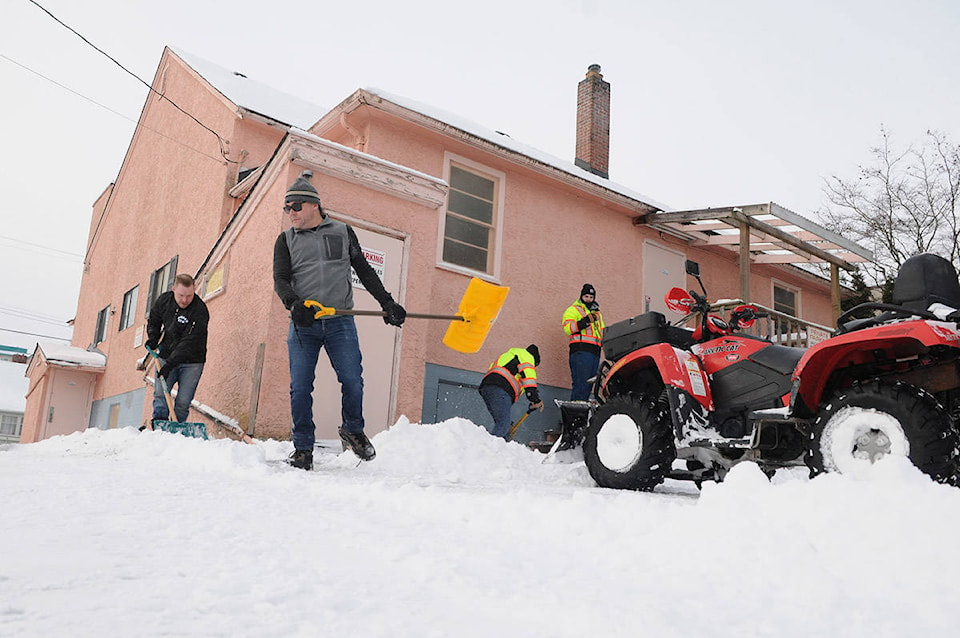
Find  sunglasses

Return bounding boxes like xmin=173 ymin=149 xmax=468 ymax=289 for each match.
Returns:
xmin=283 ymin=201 xmax=306 ymax=213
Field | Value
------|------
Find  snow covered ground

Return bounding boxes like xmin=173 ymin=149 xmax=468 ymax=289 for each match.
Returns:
xmin=2 ymin=417 xmax=959 ymax=637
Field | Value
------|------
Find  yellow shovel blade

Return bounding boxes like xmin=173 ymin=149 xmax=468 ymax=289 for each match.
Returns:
xmin=442 ymin=278 xmax=510 ymax=353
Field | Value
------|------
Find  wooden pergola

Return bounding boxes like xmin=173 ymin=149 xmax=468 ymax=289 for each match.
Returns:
xmin=634 ymin=202 xmax=874 ymax=321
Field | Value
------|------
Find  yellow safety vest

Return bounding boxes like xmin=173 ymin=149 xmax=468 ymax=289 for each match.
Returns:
xmin=562 ymin=300 xmax=605 ymax=348
xmin=484 ymin=347 xmax=538 ymax=402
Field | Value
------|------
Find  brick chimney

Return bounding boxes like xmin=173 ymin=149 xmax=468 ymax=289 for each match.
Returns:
xmin=575 ymin=64 xmax=610 ymax=179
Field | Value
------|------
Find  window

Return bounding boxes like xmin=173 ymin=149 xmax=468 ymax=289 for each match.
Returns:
xmin=119 ymin=285 xmax=139 ymax=331
xmin=773 ymin=284 xmax=799 ymax=317
xmin=94 ymin=306 xmax=110 ymax=345
xmin=0 ymin=414 xmax=22 ymax=437
xmin=442 ymin=163 xmax=499 ymax=274
xmin=147 ymin=256 xmax=178 ymax=312
xmin=202 ymin=261 xmax=226 ymax=299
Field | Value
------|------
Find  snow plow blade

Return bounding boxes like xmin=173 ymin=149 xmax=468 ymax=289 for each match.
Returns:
xmin=542 ymin=399 xmax=592 ymax=463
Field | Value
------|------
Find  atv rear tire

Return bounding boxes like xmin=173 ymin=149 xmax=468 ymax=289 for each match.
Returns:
xmin=584 ymin=395 xmax=675 ymax=491
xmin=808 ymin=380 xmax=959 ymax=484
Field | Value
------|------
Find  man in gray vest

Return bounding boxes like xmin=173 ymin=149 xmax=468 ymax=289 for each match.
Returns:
xmin=273 ymin=170 xmax=406 ymax=470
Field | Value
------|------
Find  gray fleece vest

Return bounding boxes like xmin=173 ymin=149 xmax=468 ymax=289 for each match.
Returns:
xmin=284 ymin=219 xmax=354 ymax=310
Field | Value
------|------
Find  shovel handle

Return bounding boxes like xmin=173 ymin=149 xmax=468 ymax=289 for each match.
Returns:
xmin=144 ymin=345 xmax=177 ymax=422
xmin=304 ymin=300 xmax=465 ymax=322
xmin=507 ymin=405 xmax=539 ymax=441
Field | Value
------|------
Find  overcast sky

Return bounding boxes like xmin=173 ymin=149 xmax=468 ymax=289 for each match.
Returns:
xmin=3 ymin=0 xmax=959 ymax=351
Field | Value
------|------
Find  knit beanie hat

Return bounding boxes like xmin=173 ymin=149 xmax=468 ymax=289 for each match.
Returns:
xmin=526 ymin=344 xmax=540 ymax=365
xmin=580 ymin=283 xmax=596 ymax=298
xmin=286 ymin=170 xmax=321 ymax=204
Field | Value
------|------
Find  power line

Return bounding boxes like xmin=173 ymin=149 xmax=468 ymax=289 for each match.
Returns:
xmin=0 ymin=53 xmax=230 ymax=167
xmin=26 ymin=0 xmax=238 ymax=165
xmin=0 ymin=326 xmax=72 ymax=342
xmin=0 ymin=52 xmax=135 ymax=123
xmin=0 ymin=309 xmax=71 ymax=328
xmin=0 ymin=233 xmax=84 ymax=259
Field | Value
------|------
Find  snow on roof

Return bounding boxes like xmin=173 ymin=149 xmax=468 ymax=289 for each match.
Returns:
xmin=0 ymin=360 xmax=29 ymax=413
xmin=365 ymin=87 xmax=672 ymax=212
xmin=171 ymin=49 xmax=666 ymax=211
xmin=36 ymin=344 xmax=106 ymax=368
xmin=171 ymin=47 xmax=325 ymax=131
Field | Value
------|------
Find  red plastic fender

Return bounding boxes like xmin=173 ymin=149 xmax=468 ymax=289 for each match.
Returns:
xmin=792 ymin=319 xmax=960 ymax=412
xmin=602 ymin=342 xmax=714 ymax=411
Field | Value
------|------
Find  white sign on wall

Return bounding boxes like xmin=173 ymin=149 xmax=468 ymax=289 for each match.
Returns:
xmin=351 ymin=246 xmax=386 ymax=290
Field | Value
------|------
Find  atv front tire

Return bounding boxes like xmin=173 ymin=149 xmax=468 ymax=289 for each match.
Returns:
xmin=809 ymin=380 xmax=959 ymax=484
xmin=584 ymin=395 xmax=675 ymax=491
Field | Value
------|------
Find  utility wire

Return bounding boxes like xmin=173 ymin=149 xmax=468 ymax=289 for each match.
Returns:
xmin=0 ymin=52 xmax=134 ymax=123
xmin=0 ymin=233 xmax=83 ymax=259
xmin=0 ymin=326 xmax=72 ymax=341
xmin=0 ymin=53 xmax=230 ymax=165
xmin=26 ymin=0 xmax=238 ymax=164
xmin=0 ymin=309 xmax=71 ymax=328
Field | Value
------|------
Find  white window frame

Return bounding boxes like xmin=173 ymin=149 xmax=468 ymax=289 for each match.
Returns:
xmin=437 ymin=153 xmax=505 ymax=281
xmin=772 ymin=279 xmax=801 ymax=318
xmin=1 ymin=413 xmax=23 ymax=437
xmin=119 ymin=285 xmax=139 ymax=331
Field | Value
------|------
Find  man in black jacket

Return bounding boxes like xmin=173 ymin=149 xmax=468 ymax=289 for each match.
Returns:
xmin=146 ymin=273 xmax=209 ymax=423
xmin=273 ymin=170 xmax=406 ymax=470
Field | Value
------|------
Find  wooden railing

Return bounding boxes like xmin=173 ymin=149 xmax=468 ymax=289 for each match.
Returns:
xmin=711 ymin=300 xmax=835 ymax=348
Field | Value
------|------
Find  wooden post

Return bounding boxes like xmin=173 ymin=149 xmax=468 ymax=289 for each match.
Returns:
xmin=247 ymin=343 xmax=266 ymax=437
xmin=831 ymin=263 xmax=841 ymax=324
xmin=739 ymin=221 xmax=751 ymax=302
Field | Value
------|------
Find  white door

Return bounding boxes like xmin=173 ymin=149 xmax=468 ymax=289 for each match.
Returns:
xmin=642 ymin=241 xmax=687 ymax=315
xmin=311 ymin=226 xmax=404 ymax=440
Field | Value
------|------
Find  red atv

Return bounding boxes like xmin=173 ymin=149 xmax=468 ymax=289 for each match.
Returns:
xmin=556 ymin=254 xmax=960 ymax=490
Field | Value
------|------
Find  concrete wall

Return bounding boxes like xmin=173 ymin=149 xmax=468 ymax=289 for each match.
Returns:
xmin=90 ymin=387 xmax=146 ymax=430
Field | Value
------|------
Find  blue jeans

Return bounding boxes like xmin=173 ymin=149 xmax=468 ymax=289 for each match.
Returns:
xmin=152 ymin=361 xmax=204 ymax=422
xmin=287 ymin=316 xmax=364 ymax=451
xmin=480 ymin=384 xmax=515 ymax=440
xmin=569 ymin=350 xmax=600 ymax=401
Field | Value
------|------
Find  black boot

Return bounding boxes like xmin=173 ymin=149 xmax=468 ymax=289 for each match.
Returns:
xmin=288 ymin=448 xmax=313 ymax=470
xmin=339 ymin=427 xmax=376 ymax=461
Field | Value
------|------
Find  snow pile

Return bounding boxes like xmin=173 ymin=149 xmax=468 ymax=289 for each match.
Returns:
xmin=2 ymin=419 xmax=959 ymax=637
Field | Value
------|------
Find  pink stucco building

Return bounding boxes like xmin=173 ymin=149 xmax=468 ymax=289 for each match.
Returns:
xmin=22 ymin=48 xmax=870 ymax=444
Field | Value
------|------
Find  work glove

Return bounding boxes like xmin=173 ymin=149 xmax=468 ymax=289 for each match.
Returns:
xmin=529 ymin=400 xmax=544 ymax=412
xmin=145 ymin=339 xmax=159 ymax=351
xmin=158 ymin=362 xmax=174 ymax=379
xmin=383 ymin=301 xmax=406 ymax=327
xmin=291 ymin=300 xmax=315 ymax=327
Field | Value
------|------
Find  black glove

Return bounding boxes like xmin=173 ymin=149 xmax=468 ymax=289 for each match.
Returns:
xmin=158 ymin=362 xmax=174 ymax=379
xmin=290 ymin=300 xmax=315 ymax=327
xmin=145 ymin=339 xmax=158 ymax=351
xmin=383 ymin=302 xmax=406 ymax=327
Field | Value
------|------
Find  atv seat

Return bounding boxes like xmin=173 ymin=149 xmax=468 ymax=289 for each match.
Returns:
xmin=892 ymin=253 xmax=960 ymax=313
xmin=748 ymin=343 xmax=805 ymax=375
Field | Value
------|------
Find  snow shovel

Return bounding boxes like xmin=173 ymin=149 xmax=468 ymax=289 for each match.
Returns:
xmin=507 ymin=404 xmax=539 ymax=441
xmin=304 ymin=277 xmax=509 ymax=354
xmin=144 ymin=345 xmax=209 ymax=440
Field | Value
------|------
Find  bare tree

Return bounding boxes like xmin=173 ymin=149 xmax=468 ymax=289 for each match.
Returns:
xmin=819 ymin=127 xmax=960 ymax=288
